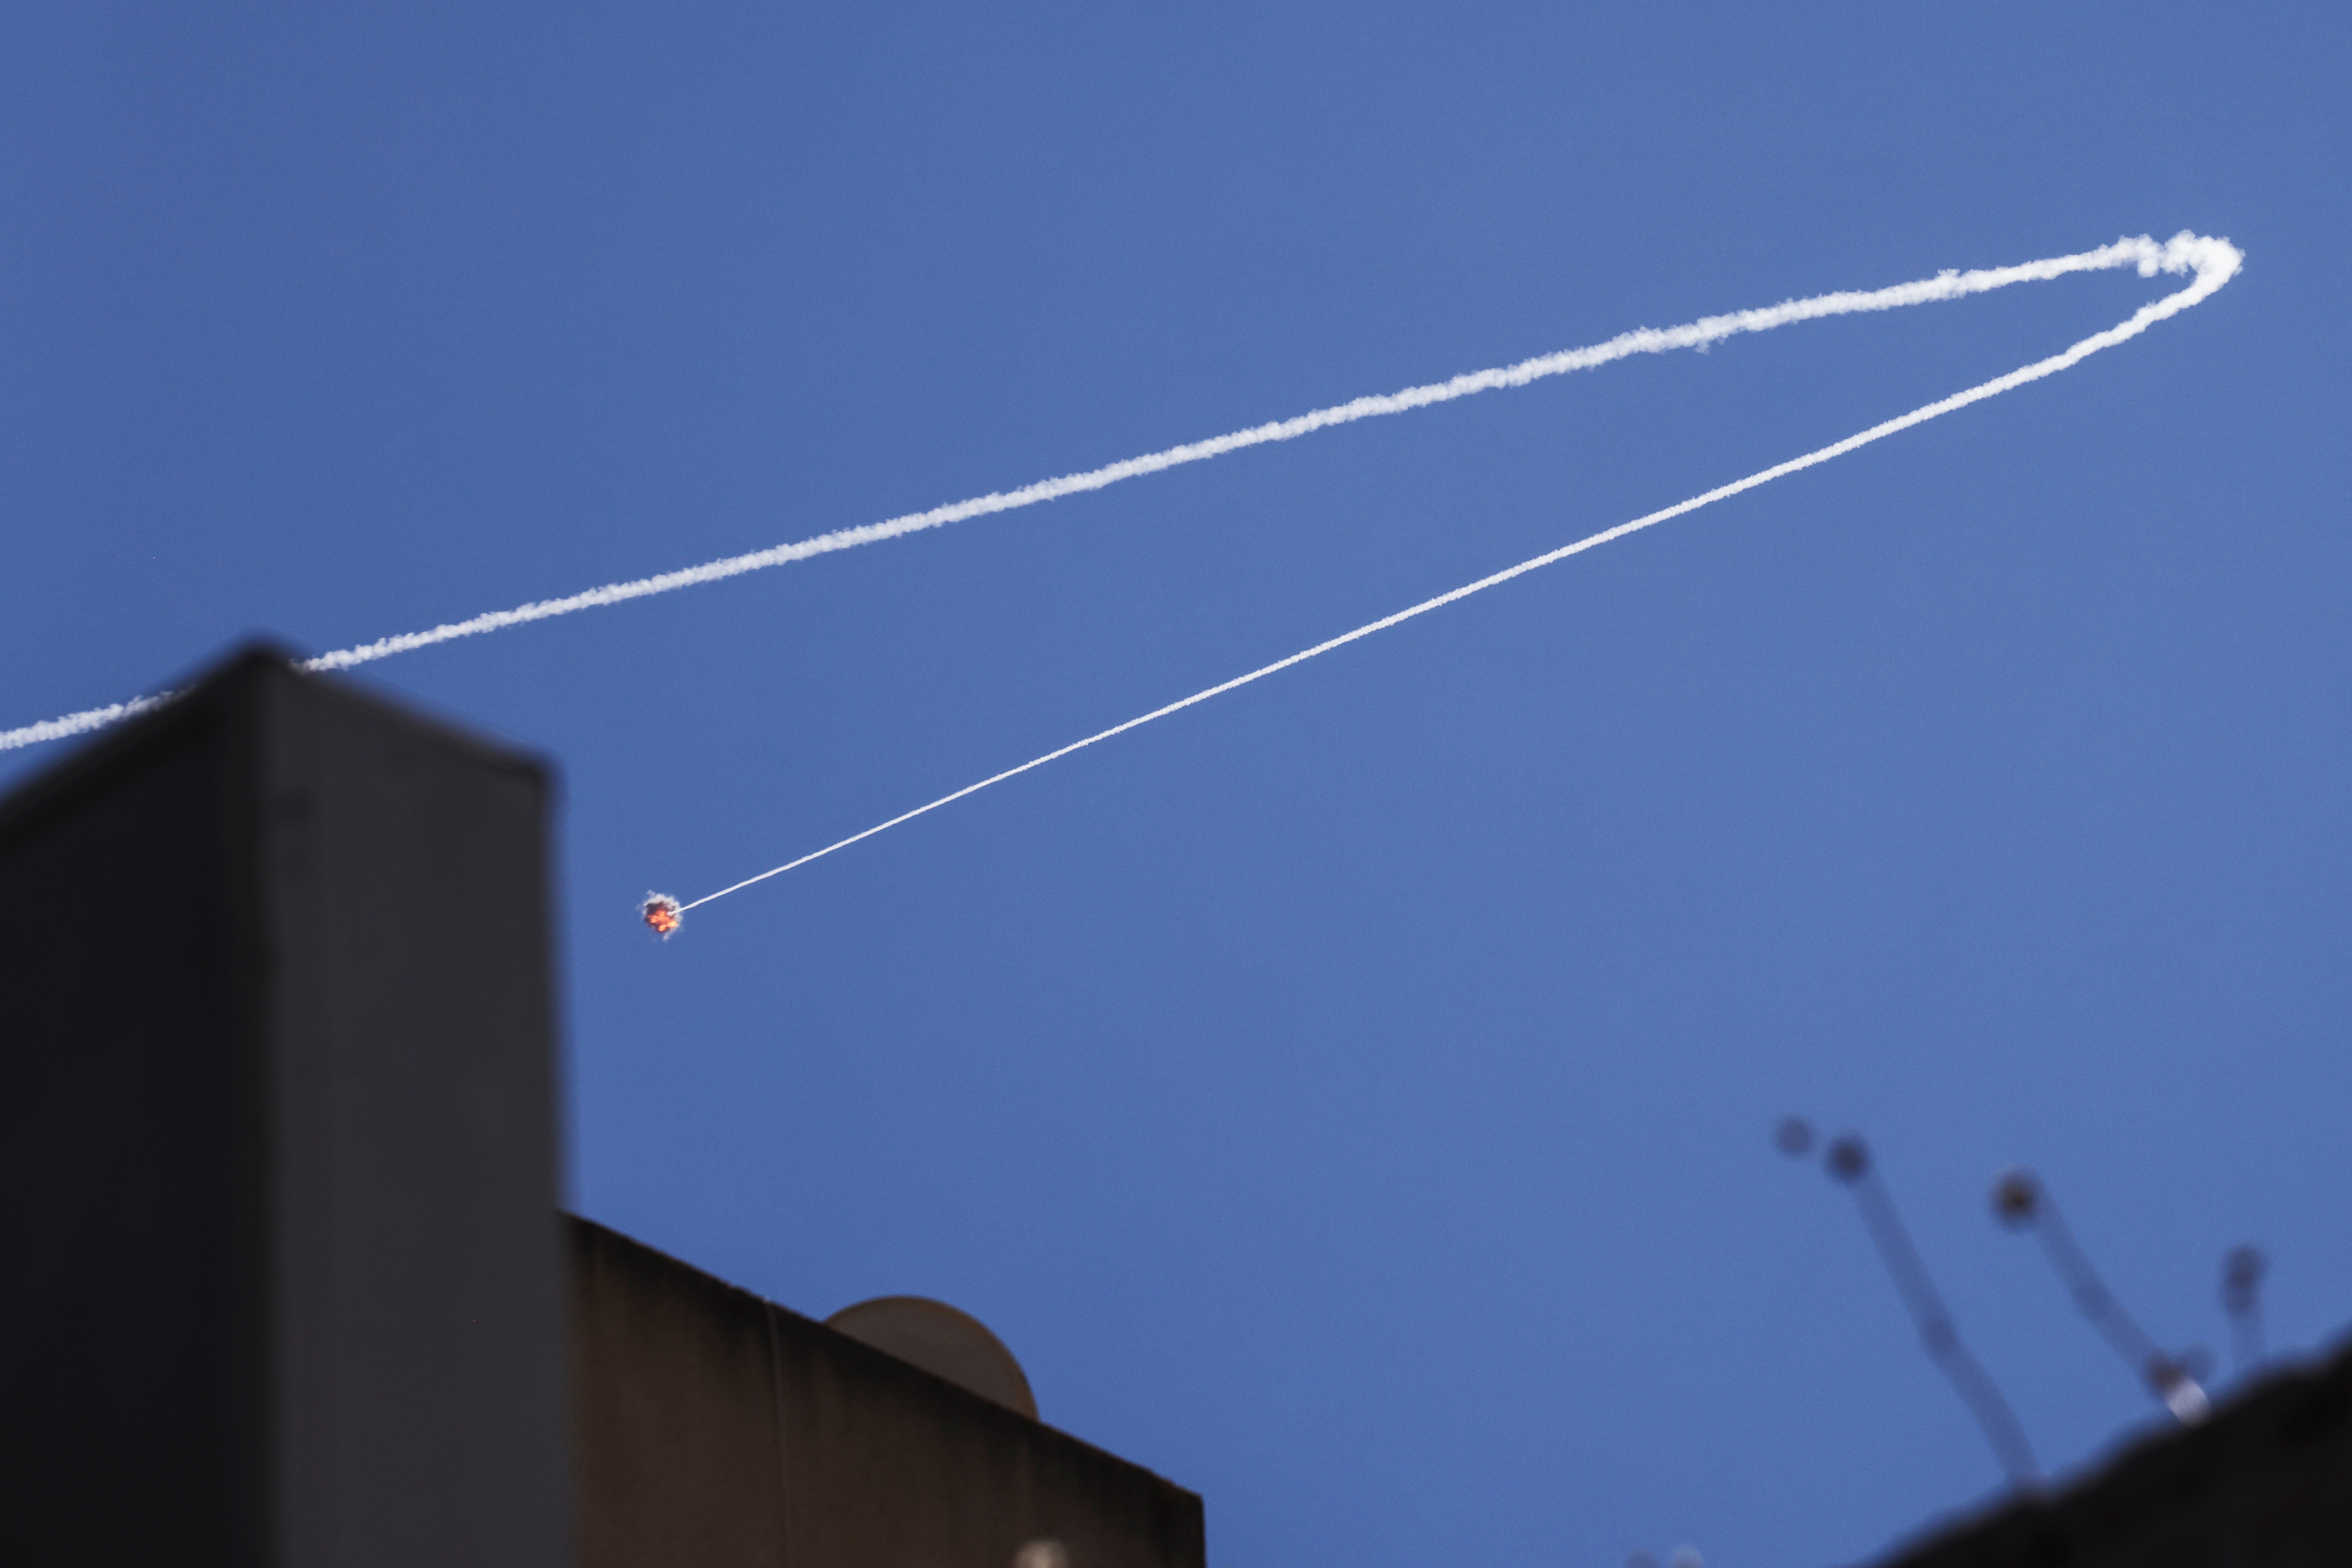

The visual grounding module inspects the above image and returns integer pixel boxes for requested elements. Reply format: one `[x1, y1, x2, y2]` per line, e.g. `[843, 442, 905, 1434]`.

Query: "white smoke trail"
[3, 233, 2224, 757]
[673, 232, 2239, 917]
[0, 693, 175, 753]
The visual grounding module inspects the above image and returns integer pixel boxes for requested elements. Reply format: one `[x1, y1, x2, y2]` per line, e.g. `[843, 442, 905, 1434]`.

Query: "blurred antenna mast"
[1776, 1119, 2039, 1487]
[1990, 1169, 2210, 1424]
[2221, 1244, 2267, 1374]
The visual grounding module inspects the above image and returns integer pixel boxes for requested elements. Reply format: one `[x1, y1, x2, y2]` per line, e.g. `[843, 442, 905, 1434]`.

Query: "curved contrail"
[5, 234, 2224, 756]
[662, 232, 2239, 922]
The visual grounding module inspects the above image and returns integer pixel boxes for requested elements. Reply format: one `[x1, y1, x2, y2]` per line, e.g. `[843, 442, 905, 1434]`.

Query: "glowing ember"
[642, 894, 682, 937]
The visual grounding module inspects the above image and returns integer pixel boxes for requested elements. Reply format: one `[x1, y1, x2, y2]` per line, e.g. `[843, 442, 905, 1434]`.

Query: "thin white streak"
[678, 233, 2240, 912]
[2, 233, 2219, 755]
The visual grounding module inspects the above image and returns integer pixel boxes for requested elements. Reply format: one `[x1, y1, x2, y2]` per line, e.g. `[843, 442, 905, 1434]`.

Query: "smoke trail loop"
[4, 233, 2234, 757]
[671, 232, 2240, 915]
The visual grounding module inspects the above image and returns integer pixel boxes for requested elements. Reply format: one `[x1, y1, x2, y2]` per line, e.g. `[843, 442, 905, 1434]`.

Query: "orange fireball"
[642, 894, 682, 937]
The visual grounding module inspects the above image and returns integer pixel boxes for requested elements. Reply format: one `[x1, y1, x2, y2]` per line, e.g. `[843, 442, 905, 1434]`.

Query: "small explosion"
[642, 893, 682, 938]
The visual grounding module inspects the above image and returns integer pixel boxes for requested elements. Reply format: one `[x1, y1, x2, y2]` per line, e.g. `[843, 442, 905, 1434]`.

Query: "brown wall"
[569, 1216, 1206, 1568]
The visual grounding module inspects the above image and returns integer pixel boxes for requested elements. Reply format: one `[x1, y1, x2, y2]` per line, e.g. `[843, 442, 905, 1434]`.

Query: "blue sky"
[4, 5, 2347, 1564]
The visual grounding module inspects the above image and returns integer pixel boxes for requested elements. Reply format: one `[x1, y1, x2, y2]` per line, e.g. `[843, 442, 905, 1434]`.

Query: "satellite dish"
[825, 1296, 1038, 1420]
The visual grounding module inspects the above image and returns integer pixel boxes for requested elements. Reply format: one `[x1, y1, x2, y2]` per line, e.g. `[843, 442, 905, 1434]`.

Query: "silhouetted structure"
[1866, 1336, 2352, 1568]
[1782, 1121, 2352, 1565]
[0, 647, 1203, 1568]
[11, 645, 2334, 1567]
[570, 1218, 1204, 1568]
[0, 647, 568, 1566]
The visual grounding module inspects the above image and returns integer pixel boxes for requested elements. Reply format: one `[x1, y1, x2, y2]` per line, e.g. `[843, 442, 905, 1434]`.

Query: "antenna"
[1777, 1119, 2039, 1486]
[1989, 1169, 2209, 1424]
[2221, 1244, 2267, 1374]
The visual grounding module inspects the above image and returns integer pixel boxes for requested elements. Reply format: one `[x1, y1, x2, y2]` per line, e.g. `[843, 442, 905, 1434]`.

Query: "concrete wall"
[570, 1216, 1207, 1568]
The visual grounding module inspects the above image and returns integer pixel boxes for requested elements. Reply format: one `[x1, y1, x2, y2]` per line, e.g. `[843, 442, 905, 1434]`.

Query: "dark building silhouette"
[9, 645, 2343, 1567]
[0, 647, 568, 1567]
[0, 648, 1202, 1568]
